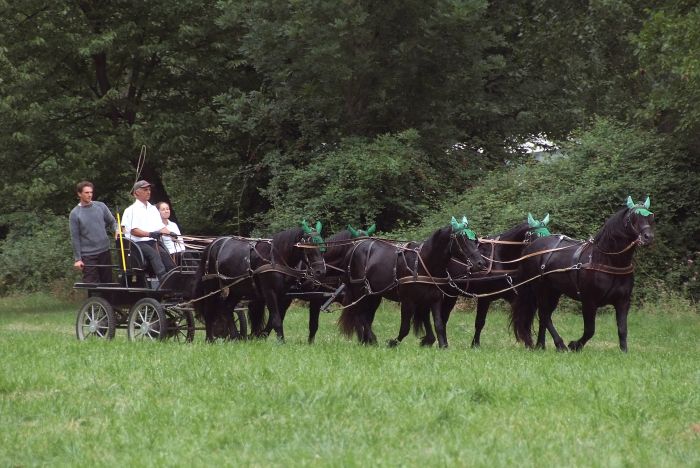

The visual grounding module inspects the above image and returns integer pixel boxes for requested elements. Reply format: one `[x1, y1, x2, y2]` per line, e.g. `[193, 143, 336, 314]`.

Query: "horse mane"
[486, 222, 530, 241]
[324, 229, 353, 262]
[420, 226, 453, 271]
[271, 226, 304, 264]
[593, 207, 630, 247]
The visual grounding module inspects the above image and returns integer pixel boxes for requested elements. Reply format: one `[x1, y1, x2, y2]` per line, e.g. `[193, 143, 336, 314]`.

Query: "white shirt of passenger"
[162, 221, 185, 254]
[121, 200, 164, 243]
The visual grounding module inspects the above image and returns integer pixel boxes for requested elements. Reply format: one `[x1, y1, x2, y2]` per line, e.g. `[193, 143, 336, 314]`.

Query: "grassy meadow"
[0, 293, 698, 467]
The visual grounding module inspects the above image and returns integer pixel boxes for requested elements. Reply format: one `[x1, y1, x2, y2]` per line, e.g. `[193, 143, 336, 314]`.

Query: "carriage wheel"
[127, 298, 167, 341]
[165, 306, 195, 343]
[76, 297, 116, 340]
[233, 308, 248, 340]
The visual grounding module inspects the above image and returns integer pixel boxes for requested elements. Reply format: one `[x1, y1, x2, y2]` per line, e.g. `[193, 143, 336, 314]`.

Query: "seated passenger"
[120, 180, 175, 281]
[157, 201, 186, 262]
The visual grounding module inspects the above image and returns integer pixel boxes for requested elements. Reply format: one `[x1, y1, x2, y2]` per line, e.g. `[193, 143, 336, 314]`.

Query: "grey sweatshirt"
[69, 201, 118, 260]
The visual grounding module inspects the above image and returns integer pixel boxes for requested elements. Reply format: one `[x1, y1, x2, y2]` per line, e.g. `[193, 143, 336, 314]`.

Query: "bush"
[418, 118, 699, 300]
[0, 212, 75, 295]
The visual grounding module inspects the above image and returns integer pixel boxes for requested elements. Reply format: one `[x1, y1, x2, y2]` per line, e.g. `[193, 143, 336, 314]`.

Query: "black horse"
[192, 222, 326, 342]
[338, 217, 486, 347]
[512, 197, 655, 352]
[269, 224, 375, 343]
[397, 214, 554, 348]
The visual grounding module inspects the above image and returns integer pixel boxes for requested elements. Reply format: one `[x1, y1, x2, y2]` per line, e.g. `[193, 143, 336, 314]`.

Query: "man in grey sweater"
[69, 181, 118, 283]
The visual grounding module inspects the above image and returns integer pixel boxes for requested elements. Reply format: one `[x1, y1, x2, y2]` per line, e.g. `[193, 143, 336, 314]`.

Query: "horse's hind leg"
[362, 297, 381, 345]
[535, 292, 560, 350]
[420, 309, 436, 347]
[388, 301, 414, 347]
[248, 299, 266, 338]
[568, 301, 597, 352]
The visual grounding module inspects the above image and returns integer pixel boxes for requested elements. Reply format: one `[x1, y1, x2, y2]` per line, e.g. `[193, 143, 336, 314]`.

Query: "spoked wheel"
[127, 298, 166, 341]
[165, 306, 195, 342]
[233, 307, 248, 340]
[76, 297, 116, 340]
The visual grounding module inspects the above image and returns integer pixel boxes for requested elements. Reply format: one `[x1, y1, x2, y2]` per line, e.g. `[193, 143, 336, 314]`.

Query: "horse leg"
[308, 299, 321, 344]
[248, 299, 267, 338]
[568, 301, 597, 352]
[388, 302, 414, 347]
[420, 308, 436, 347]
[471, 298, 490, 348]
[546, 316, 568, 352]
[431, 299, 449, 349]
[614, 298, 631, 352]
[363, 298, 380, 345]
[535, 292, 560, 350]
[263, 290, 285, 342]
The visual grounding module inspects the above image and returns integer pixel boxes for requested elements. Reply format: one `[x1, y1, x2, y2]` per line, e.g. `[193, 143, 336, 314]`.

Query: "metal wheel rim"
[78, 302, 111, 339]
[129, 303, 163, 341]
[167, 307, 194, 342]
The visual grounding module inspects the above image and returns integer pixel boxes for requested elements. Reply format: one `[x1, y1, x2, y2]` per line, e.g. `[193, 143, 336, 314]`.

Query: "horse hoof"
[534, 342, 546, 351]
[420, 337, 435, 347]
[555, 344, 569, 352]
[568, 341, 582, 352]
[470, 341, 480, 349]
[387, 339, 399, 348]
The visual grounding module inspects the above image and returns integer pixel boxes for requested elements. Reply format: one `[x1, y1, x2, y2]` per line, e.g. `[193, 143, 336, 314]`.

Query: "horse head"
[300, 219, 327, 278]
[450, 216, 486, 271]
[526, 212, 552, 242]
[347, 223, 377, 238]
[625, 196, 655, 246]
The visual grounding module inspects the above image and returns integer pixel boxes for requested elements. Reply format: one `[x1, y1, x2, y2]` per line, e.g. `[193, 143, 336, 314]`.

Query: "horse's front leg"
[262, 289, 285, 342]
[471, 298, 489, 348]
[614, 298, 631, 352]
[568, 301, 597, 352]
[430, 296, 449, 349]
[308, 300, 321, 344]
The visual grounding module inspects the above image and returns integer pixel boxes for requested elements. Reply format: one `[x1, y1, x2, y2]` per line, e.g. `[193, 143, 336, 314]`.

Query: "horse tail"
[338, 305, 359, 338]
[511, 282, 536, 347]
[412, 308, 427, 336]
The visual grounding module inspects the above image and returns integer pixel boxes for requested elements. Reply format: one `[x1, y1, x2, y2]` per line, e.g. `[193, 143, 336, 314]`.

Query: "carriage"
[73, 238, 247, 342]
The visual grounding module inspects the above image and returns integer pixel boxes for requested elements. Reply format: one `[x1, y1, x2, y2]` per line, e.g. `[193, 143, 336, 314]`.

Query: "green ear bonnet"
[450, 216, 477, 240]
[301, 219, 326, 252]
[527, 212, 551, 237]
[625, 196, 653, 217]
[347, 223, 377, 238]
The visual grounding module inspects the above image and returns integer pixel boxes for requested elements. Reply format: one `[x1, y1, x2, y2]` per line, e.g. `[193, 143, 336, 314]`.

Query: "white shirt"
[161, 221, 185, 254]
[121, 200, 164, 242]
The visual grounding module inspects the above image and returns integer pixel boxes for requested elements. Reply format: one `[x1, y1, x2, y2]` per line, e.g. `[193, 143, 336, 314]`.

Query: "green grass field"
[0, 293, 698, 466]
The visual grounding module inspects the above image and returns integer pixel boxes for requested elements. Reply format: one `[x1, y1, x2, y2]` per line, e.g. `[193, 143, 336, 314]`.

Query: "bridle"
[448, 232, 479, 270]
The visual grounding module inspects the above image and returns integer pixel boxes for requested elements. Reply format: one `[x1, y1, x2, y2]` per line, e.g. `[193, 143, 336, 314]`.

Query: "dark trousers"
[138, 241, 175, 281]
[82, 250, 113, 283]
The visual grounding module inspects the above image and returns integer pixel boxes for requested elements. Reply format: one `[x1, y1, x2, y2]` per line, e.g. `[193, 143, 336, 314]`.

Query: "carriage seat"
[114, 238, 157, 288]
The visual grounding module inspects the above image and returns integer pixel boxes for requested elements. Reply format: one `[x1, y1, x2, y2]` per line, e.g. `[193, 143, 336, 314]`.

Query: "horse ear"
[450, 216, 459, 230]
[315, 221, 322, 234]
[366, 224, 376, 236]
[626, 196, 635, 209]
[542, 213, 550, 226]
[461, 216, 469, 227]
[300, 219, 311, 234]
[644, 196, 650, 209]
[527, 213, 536, 227]
[348, 225, 359, 238]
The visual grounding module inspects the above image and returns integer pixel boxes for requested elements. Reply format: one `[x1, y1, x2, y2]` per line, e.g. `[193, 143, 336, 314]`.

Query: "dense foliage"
[0, 1, 697, 298]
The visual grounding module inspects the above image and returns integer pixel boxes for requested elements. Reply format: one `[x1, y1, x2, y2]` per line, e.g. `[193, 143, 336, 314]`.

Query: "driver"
[120, 180, 175, 282]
